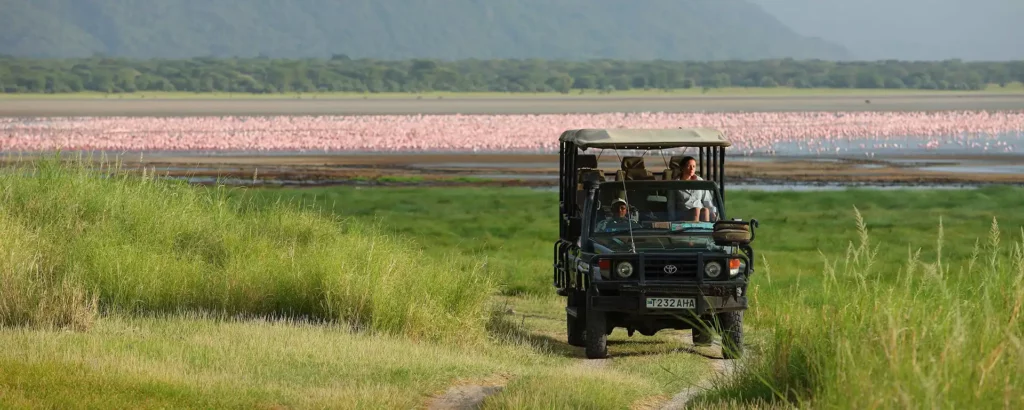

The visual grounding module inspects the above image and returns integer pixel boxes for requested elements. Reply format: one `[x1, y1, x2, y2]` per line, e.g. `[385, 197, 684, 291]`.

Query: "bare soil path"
[658, 345, 738, 410]
[9, 151, 1024, 186]
[424, 375, 511, 410]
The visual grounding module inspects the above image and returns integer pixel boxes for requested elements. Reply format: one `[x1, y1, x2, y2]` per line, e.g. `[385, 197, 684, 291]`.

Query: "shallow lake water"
[767, 132, 1024, 157]
[915, 164, 1024, 175]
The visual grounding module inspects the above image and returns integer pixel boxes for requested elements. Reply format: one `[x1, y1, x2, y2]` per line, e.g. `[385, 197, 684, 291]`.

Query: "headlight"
[704, 261, 723, 278]
[616, 261, 634, 278]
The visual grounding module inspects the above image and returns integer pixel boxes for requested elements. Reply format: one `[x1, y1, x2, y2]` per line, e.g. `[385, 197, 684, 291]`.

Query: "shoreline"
[3, 94, 1024, 116]
[6, 151, 1024, 188]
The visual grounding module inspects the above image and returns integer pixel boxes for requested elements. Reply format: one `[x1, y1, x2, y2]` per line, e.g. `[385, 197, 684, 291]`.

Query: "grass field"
[238, 183, 1024, 408]
[2, 158, 1023, 408]
[240, 185, 1024, 297]
[1, 83, 1022, 100]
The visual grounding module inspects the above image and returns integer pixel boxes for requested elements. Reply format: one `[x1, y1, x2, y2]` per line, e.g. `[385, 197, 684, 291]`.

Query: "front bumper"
[589, 280, 748, 316]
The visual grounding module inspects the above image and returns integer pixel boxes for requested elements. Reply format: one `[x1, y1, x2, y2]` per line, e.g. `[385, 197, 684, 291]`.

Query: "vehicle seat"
[576, 154, 605, 185]
[644, 191, 669, 220]
[576, 154, 606, 195]
[575, 154, 605, 211]
[616, 156, 655, 181]
[666, 155, 686, 180]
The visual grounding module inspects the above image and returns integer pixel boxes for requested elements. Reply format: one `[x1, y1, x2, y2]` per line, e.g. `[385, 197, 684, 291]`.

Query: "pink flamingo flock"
[2, 111, 1023, 156]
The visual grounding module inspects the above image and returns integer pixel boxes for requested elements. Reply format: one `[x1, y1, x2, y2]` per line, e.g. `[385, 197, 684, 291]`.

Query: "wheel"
[718, 311, 744, 359]
[585, 309, 608, 359]
[691, 324, 713, 346]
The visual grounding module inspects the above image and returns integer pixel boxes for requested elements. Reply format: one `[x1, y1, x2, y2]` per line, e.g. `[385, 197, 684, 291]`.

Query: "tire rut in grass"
[576, 357, 609, 370]
[656, 333, 739, 410]
[424, 374, 510, 410]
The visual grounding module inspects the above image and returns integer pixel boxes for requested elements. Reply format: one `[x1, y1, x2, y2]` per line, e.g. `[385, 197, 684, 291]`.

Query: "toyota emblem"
[663, 265, 678, 274]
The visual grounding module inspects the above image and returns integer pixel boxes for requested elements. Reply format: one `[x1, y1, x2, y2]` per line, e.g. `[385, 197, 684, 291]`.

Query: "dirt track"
[2, 93, 1024, 117]
[8, 151, 1024, 186]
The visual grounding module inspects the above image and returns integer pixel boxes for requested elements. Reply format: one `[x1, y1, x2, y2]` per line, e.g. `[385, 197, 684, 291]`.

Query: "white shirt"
[674, 176, 717, 214]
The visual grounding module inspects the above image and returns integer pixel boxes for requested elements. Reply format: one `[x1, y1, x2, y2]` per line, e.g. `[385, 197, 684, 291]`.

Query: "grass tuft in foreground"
[0, 212, 99, 331]
[0, 157, 495, 342]
[699, 208, 1024, 408]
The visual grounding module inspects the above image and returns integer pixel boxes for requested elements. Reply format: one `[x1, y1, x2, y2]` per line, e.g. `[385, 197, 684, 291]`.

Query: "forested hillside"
[0, 0, 850, 60]
[3, 57, 1022, 94]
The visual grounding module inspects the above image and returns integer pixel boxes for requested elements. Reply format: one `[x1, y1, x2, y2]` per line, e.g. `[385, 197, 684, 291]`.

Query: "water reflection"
[919, 164, 1024, 175]
[768, 132, 1024, 157]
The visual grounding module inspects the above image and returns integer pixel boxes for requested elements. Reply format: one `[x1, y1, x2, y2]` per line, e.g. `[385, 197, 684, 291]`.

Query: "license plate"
[646, 297, 696, 309]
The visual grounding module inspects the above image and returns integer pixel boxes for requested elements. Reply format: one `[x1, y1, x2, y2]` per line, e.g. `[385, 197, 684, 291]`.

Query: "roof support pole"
[718, 146, 726, 200]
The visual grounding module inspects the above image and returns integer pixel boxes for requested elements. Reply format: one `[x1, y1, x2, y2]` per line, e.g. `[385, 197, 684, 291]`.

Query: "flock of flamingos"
[2, 111, 1024, 156]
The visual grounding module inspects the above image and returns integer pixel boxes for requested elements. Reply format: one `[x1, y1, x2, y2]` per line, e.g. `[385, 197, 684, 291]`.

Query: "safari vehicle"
[552, 128, 759, 359]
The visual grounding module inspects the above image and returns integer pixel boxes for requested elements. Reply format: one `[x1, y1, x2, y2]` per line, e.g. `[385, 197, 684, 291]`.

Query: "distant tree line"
[2, 56, 1023, 94]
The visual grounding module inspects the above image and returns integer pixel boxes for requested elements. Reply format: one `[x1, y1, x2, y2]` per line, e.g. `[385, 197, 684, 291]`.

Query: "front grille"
[644, 257, 698, 279]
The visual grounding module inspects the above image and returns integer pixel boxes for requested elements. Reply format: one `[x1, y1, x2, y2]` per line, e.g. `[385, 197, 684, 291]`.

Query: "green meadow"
[2, 158, 1023, 408]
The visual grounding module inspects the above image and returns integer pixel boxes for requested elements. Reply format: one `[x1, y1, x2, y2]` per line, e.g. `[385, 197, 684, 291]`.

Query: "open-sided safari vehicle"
[553, 128, 759, 359]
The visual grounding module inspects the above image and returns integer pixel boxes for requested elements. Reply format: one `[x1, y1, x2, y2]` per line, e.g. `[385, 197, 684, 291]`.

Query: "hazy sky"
[750, 0, 1024, 61]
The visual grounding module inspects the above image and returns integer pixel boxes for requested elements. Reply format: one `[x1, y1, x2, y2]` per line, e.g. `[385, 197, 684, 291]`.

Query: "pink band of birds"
[1, 111, 1023, 155]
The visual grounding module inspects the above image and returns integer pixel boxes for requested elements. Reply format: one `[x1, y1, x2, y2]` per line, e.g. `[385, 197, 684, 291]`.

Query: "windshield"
[590, 184, 721, 235]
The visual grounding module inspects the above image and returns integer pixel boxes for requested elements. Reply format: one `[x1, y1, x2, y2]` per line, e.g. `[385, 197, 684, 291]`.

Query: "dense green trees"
[2, 57, 1022, 94]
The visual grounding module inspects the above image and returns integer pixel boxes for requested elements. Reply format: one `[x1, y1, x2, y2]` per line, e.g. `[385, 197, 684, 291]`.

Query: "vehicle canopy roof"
[559, 128, 731, 150]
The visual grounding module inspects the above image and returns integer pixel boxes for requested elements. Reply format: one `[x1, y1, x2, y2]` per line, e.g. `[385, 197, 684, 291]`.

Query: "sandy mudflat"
[8, 151, 1024, 186]
[2, 94, 1024, 117]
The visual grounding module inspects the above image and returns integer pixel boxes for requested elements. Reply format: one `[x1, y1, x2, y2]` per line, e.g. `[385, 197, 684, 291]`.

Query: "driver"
[595, 198, 640, 232]
[674, 156, 717, 221]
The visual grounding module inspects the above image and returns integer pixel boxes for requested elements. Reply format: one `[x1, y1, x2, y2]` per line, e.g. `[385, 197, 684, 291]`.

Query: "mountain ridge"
[0, 0, 852, 61]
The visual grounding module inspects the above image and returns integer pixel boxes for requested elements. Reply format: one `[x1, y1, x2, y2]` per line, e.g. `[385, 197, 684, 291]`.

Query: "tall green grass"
[251, 185, 1024, 407]
[0, 158, 495, 342]
[243, 185, 1024, 298]
[0, 212, 98, 331]
[241, 186, 557, 296]
[700, 209, 1024, 408]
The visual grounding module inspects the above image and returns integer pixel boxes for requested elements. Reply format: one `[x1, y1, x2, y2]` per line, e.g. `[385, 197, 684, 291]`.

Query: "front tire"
[585, 309, 608, 359]
[718, 311, 744, 359]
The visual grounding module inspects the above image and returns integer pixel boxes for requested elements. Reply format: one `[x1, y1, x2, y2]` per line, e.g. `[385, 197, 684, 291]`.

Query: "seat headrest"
[576, 154, 598, 169]
[579, 169, 603, 184]
[621, 156, 645, 170]
[669, 156, 686, 169]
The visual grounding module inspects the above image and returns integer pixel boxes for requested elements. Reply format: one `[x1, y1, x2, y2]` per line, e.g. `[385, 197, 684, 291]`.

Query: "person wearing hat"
[595, 197, 640, 232]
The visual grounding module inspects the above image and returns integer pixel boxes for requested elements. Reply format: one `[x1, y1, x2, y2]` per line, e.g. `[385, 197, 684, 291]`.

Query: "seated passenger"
[673, 156, 717, 221]
[595, 198, 641, 232]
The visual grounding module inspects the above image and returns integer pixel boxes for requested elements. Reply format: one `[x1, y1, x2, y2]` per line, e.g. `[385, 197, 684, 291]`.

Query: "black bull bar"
[587, 251, 751, 315]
